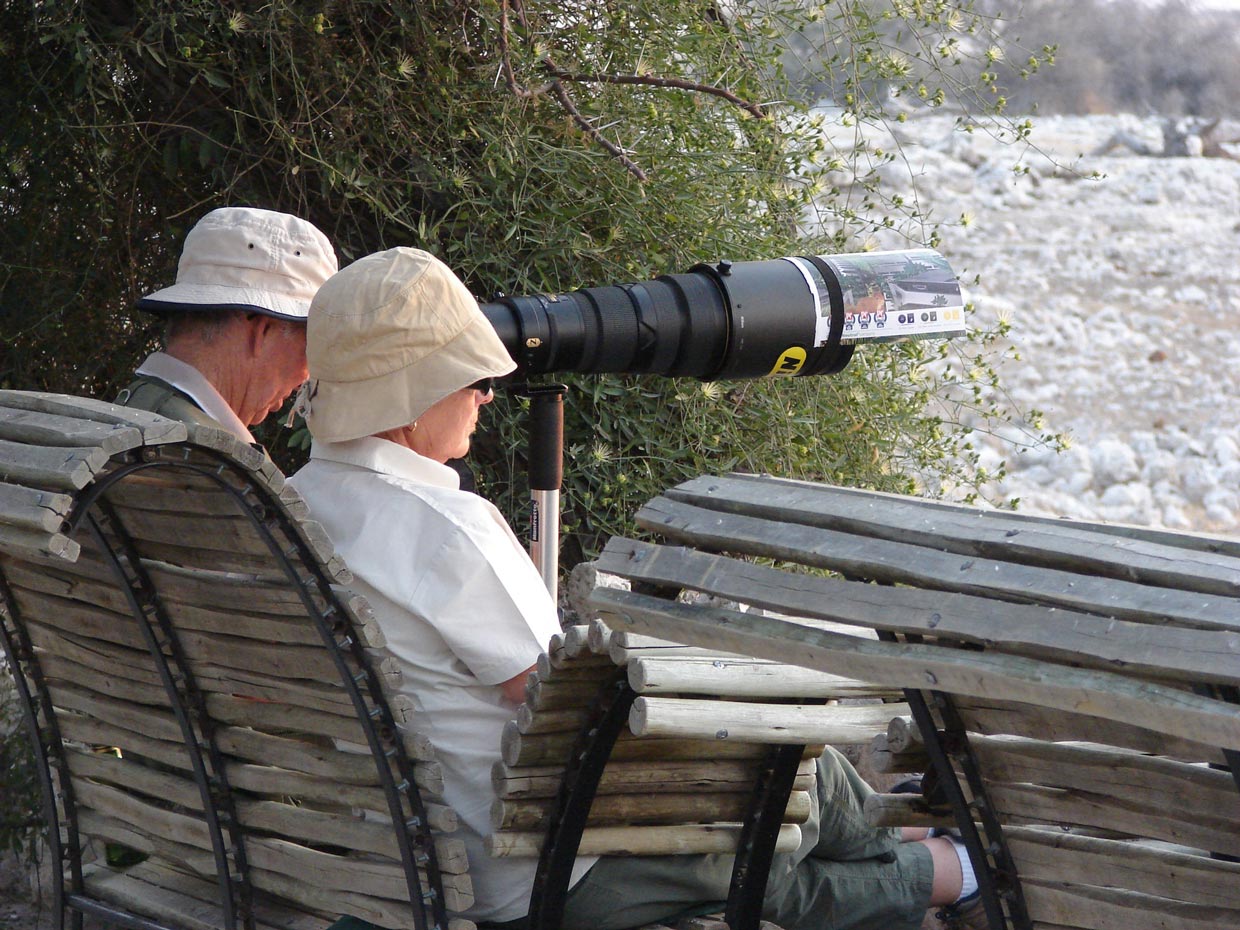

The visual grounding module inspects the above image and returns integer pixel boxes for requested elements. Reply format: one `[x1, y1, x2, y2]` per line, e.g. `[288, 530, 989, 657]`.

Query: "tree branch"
[499, 0, 648, 180]
[543, 64, 767, 119]
[549, 82, 648, 181]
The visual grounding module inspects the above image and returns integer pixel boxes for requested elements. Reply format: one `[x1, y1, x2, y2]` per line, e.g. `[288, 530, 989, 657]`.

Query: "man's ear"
[244, 313, 275, 358]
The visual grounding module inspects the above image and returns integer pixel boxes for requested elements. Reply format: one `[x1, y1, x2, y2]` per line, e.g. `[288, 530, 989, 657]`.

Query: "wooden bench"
[0, 393, 900, 930]
[588, 472, 1240, 930]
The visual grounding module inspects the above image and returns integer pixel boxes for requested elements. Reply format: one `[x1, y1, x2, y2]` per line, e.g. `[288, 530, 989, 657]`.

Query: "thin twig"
[544, 64, 767, 119]
[500, 0, 646, 180]
[550, 82, 648, 181]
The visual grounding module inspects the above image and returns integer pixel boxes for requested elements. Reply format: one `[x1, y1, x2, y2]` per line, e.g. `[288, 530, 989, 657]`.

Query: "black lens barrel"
[479, 255, 863, 381]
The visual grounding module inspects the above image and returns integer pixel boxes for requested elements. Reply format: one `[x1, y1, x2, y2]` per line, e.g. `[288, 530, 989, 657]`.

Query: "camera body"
[481, 249, 964, 381]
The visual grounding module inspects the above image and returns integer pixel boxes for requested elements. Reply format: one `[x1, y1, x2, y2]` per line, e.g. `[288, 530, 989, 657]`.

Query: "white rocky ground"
[834, 112, 1240, 534]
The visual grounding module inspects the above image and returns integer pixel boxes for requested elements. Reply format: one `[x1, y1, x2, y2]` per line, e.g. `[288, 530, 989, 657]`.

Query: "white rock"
[1141, 450, 1179, 485]
[1180, 458, 1219, 504]
[1203, 487, 1240, 513]
[1174, 284, 1209, 304]
[1100, 482, 1153, 511]
[1211, 434, 1240, 466]
[1160, 503, 1194, 529]
[1205, 502, 1236, 526]
[1091, 439, 1140, 487]
[1217, 461, 1240, 487]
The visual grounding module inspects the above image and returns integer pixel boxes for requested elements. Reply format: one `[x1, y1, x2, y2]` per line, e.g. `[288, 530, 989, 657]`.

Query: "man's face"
[240, 316, 308, 426]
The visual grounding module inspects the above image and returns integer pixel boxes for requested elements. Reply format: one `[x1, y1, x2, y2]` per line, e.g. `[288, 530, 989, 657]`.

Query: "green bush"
[1, 0, 1061, 854]
[2, 1, 1050, 560]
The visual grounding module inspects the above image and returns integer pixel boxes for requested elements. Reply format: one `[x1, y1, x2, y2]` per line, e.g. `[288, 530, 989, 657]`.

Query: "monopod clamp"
[519, 383, 567, 601]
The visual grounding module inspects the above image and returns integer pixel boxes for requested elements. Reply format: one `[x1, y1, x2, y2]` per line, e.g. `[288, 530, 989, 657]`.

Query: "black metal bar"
[0, 565, 80, 930]
[528, 671, 636, 930]
[876, 631, 1028, 930]
[723, 743, 805, 930]
[82, 504, 253, 930]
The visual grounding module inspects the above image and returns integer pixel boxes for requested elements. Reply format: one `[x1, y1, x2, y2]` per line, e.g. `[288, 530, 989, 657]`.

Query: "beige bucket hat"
[138, 207, 338, 321]
[302, 247, 516, 443]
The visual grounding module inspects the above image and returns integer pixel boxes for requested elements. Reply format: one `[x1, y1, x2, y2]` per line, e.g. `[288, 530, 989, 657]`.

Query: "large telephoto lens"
[480, 249, 963, 381]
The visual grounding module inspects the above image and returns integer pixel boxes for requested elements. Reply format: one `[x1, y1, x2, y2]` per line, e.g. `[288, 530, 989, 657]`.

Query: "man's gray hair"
[163, 310, 243, 347]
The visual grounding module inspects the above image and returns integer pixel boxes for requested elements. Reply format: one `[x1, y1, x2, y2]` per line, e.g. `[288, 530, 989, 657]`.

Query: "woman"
[291, 247, 980, 930]
[289, 247, 591, 924]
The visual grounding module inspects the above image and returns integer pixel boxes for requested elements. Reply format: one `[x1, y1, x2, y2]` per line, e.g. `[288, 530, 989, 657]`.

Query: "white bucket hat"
[137, 207, 338, 321]
[302, 247, 516, 443]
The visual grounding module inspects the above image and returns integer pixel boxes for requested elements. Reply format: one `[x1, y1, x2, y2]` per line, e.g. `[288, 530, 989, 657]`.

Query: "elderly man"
[290, 247, 984, 930]
[116, 206, 338, 442]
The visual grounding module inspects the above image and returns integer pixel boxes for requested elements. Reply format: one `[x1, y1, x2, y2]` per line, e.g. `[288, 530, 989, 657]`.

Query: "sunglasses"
[469, 378, 495, 395]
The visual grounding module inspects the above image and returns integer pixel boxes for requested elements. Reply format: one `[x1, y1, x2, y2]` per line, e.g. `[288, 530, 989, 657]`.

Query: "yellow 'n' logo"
[770, 347, 807, 376]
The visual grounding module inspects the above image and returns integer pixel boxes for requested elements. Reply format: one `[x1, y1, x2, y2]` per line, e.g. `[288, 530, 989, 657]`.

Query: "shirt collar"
[135, 351, 256, 443]
[308, 436, 462, 490]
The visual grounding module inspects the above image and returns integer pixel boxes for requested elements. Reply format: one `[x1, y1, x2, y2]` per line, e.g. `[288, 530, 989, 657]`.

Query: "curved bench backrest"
[0, 391, 465, 930]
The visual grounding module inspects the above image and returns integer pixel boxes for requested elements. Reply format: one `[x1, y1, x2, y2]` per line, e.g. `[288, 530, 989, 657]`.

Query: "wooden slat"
[689, 476, 1240, 558]
[142, 559, 304, 610]
[1006, 827, 1240, 907]
[500, 721, 814, 767]
[102, 469, 252, 516]
[591, 587, 1240, 750]
[629, 696, 904, 746]
[69, 747, 456, 833]
[598, 540, 1240, 683]
[629, 655, 896, 699]
[886, 715, 923, 753]
[0, 482, 72, 533]
[988, 781, 1240, 859]
[41, 652, 169, 707]
[3, 558, 137, 615]
[176, 422, 272, 478]
[493, 758, 817, 800]
[83, 863, 318, 930]
[973, 736, 1239, 825]
[51, 685, 182, 743]
[25, 623, 164, 689]
[486, 823, 803, 858]
[1020, 877, 1240, 930]
[514, 705, 587, 735]
[524, 676, 612, 710]
[73, 779, 414, 898]
[57, 715, 188, 772]
[56, 703, 443, 802]
[7, 557, 381, 648]
[0, 437, 108, 491]
[0, 524, 78, 561]
[0, 390, 188, 444]
[16, 586, 147, 650]
[77, 809, 471, 923]
[630, 498, 1240, 624]
[492, 789, 815, 831]
[666, 473, 1240, 593]
[0, 404, 143, 454]
[955, 696, 1226, 766]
